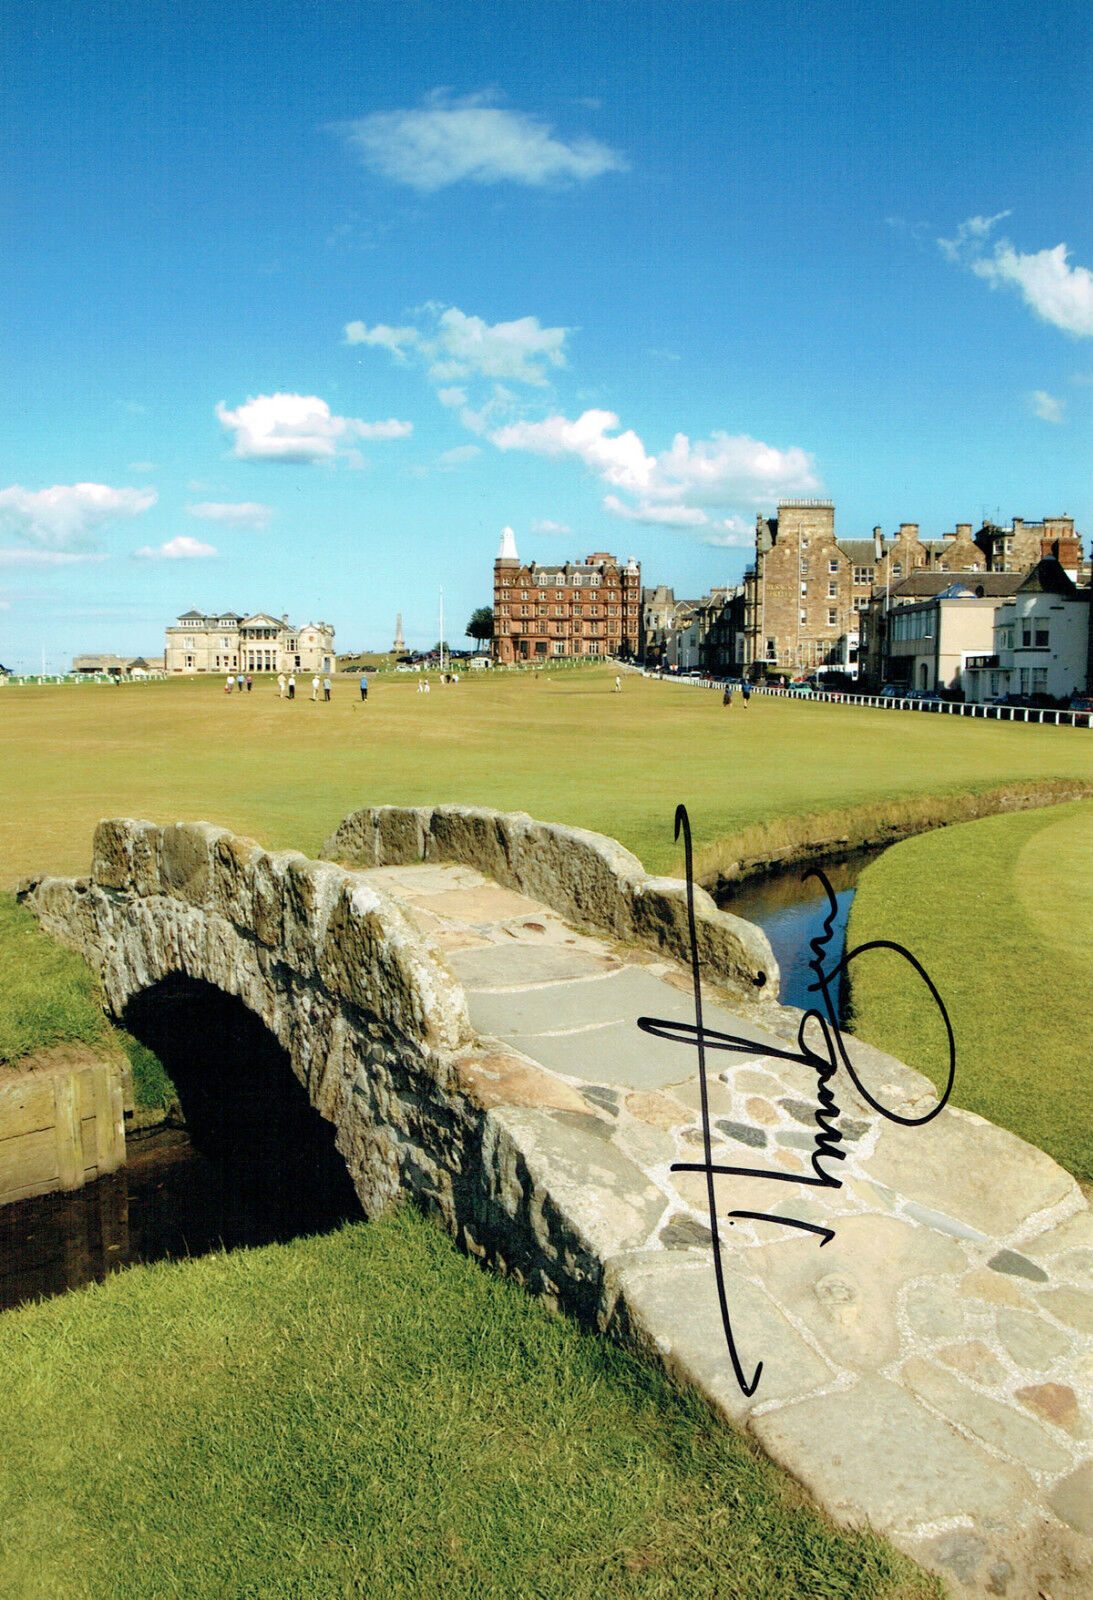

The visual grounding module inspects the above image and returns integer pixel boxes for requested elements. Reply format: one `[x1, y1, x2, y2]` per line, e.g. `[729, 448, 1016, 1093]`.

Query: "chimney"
[873, 526, 883, 560]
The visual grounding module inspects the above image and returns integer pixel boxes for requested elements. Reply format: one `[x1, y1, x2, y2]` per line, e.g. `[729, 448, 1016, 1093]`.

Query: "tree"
[466, 606, 494, 653]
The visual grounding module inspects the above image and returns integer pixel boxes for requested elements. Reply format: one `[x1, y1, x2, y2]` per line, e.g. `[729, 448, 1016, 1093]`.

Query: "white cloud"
[338, 94, 627, 191]
[697, 517, 754, 547]
[937, 211, 1011, 262]
[974, 242, 1093, 337]
[531, 518, 573, 537]
[0, 549, 110, 567]
[0, 483, 156, 549]
[216, 393, 412, 462]
[436, 386, 467, 409]
[187, 501, 273, 529]
[491, 409, 654, 493]
[1028, 390, 1065, 424]
[346, 305, 570, 388]
[490, 409, 820, 513]
[603, 495, 708, 527]
[940, 215, 1093, 337]
[344, 321, 420, 358]
[437, 445, 481, 468]
[134, 536, 218, 561]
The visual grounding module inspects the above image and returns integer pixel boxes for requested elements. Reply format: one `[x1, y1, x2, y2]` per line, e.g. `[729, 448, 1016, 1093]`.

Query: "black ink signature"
[637, 805, 955, 1396]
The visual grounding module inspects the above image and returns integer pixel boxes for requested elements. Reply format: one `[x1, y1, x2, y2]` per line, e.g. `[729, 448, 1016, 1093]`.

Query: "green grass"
[0, 1205, 940, 1600]
[0, 892, 111, 1066]
[1, 669, 1090, 886]
[846, 799, 1093, 1183]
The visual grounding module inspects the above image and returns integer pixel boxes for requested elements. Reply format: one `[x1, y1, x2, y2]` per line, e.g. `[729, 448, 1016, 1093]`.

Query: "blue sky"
[2, 0, 1090, 669]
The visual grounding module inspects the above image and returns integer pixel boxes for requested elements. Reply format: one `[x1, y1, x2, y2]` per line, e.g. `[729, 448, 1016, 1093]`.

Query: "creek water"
[715, 847, 887, 1014]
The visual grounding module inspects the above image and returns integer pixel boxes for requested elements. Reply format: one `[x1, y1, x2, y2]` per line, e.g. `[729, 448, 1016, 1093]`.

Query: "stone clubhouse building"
[164, 610, 336, 676]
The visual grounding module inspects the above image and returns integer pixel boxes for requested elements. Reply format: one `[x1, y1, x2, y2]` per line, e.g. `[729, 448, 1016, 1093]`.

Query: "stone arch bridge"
[21, 805, 1093, 1600]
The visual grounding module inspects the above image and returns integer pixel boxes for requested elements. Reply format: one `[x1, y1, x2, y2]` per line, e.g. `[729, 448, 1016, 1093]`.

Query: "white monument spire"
[497, 525, 518, 562]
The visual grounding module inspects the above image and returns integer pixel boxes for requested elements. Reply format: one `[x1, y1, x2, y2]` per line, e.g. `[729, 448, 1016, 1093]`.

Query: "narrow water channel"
[716, 848, 887, 1014]
[0, 975, 368, 1314]
[0, 1125, 365, 1315]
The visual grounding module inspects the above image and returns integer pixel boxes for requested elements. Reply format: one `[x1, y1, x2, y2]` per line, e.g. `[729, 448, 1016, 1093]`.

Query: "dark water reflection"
[0, 1124, 365, 1315]
[0, 974, 366, 1315]
[717, 850, 886, 1014]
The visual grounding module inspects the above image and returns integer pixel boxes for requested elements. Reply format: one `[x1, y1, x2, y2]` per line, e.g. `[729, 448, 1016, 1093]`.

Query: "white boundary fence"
[642, 671, 1093, 729]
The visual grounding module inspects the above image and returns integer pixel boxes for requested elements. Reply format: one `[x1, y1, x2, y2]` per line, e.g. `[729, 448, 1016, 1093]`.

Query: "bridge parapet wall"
[322, 804, 777, 1005]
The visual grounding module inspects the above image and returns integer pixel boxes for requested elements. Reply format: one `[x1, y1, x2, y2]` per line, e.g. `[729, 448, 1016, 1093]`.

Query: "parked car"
[879, 685, 904, 698]
[1067, 694, 1093, 725]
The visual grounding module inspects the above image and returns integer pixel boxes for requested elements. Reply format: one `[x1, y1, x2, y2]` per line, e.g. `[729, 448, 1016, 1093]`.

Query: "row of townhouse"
[862, 559, 1092, 701]
[742, 500, 1084, 679]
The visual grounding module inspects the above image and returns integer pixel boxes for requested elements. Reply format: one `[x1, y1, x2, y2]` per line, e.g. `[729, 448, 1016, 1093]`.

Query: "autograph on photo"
[637, 805, 956, 1397]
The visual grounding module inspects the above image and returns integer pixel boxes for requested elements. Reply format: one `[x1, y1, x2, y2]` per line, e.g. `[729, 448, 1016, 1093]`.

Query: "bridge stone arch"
[24, 818, 478, 1227]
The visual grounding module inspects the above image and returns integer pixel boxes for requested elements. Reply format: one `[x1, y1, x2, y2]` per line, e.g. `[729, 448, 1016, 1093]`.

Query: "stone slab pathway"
[365, 861, 1093, 1600]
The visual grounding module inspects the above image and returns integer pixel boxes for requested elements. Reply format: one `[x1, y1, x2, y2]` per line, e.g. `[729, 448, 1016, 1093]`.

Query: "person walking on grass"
[614, 675, 621, 693]
[277, 672, 286, 699]
[723, 683, 733, 707]
[742, 681, 752, 708]
[359, 673, 368, 703]
[287, 673, 295, 700]
[323, 673, 331, 702]
[246, 674, 252, 693]
[225, 673, 233, 694]
[311, 674, 320, 702]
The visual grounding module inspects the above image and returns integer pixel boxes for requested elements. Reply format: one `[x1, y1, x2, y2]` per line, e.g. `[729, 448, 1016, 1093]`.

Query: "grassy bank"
[0, 891, 111, 1066]
[846, 799, 1093, 1183]
[2, 670, 1092, 885]
[0, 1205, 940, 1600]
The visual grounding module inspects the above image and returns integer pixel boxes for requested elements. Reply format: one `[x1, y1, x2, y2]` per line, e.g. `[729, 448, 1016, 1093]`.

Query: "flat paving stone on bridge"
[363, 859, 1093, 1599]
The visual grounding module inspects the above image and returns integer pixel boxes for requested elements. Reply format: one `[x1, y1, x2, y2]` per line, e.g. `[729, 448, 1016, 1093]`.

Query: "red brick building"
[491, 528, 641, 663]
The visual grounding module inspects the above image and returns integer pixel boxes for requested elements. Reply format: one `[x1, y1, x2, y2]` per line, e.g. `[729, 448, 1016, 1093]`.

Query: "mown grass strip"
[846, 799, 1093, 1183]
[2, 669, 1092, 886]
[0, 1206, 941, 1600]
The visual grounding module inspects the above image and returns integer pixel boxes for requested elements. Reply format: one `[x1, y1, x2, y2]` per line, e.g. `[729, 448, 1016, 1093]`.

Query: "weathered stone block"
[375, 805, 432, 865]
[426, 806, 513, 884]
[157, 822, 226, 908]
[864, 1104, 1078, 1238]
[603, 1256, 835, 1422]
[91, 817, 160, 892]
[210, 833, 265, 928]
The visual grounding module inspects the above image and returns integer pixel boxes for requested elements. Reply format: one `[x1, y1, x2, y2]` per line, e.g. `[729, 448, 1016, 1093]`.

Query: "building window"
[800, 582, 808, 596]
[892, 564, 902, 577]
[827, 610, 837, 626]
[536, 573, 548, 585]
[1034, 624, 1049, 647]
[853, 567, 870, 585]
[799, 609, 807, 625]
[828, 583, 837, 598]
[829, 560, 838, 574]
[572, 573, 582, 586]
[766, 638, 776, 659]
[589, 573, 601, 586]
[1022, 624, 1032, 647]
